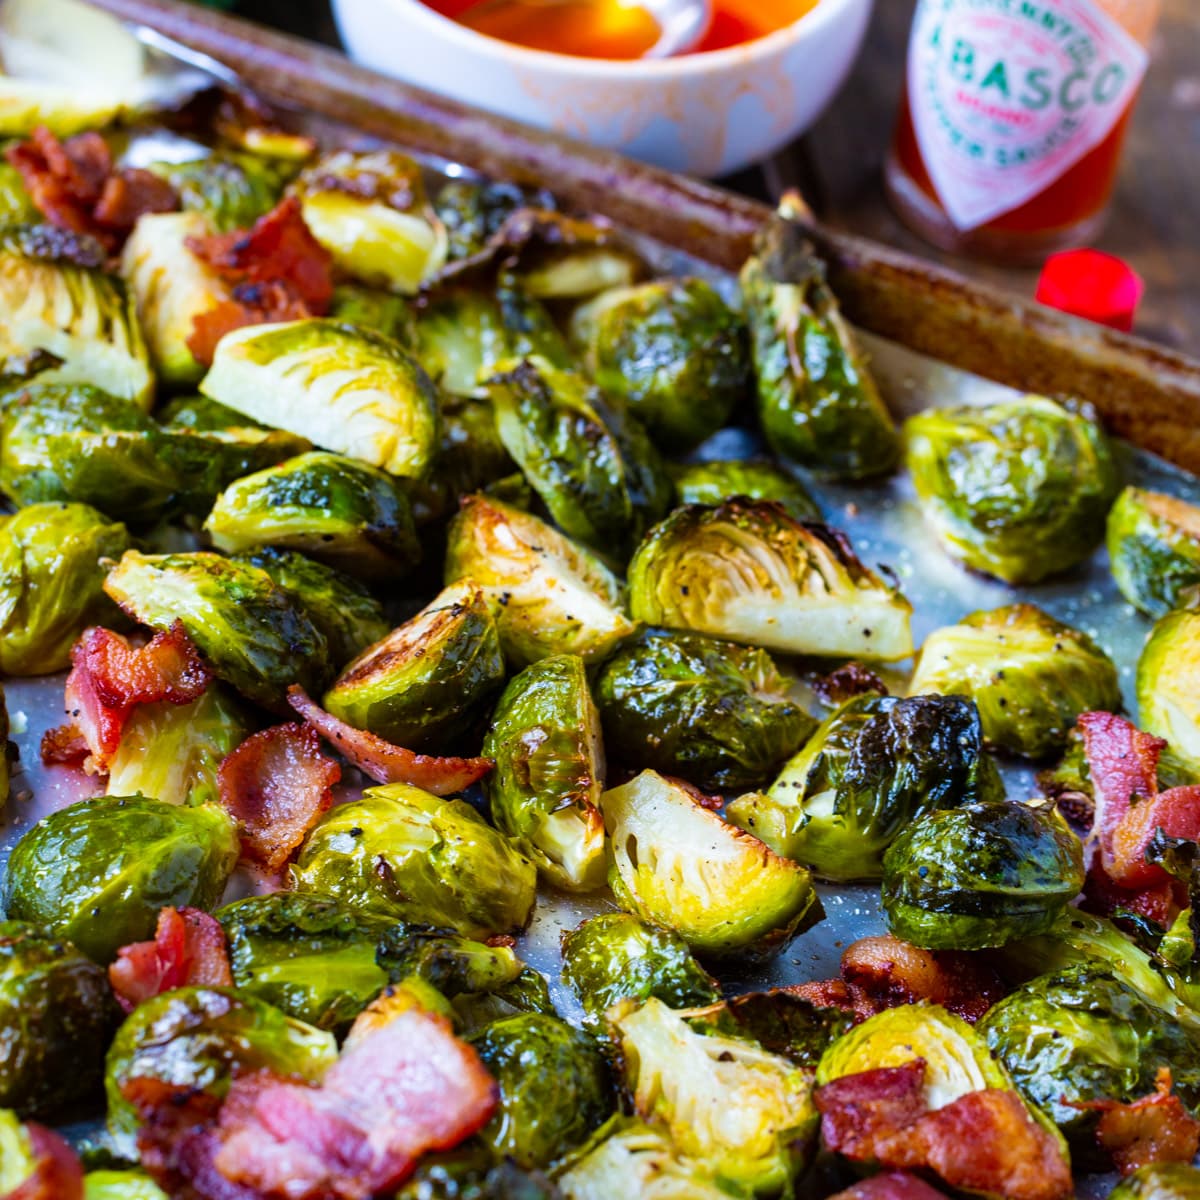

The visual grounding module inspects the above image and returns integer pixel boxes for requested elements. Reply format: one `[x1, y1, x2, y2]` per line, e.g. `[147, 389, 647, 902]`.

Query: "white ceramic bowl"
[332, 0, 874, 178]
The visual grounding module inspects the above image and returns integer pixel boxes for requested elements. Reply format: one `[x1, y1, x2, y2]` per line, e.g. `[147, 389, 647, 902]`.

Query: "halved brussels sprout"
[483, 654, 606, 891]
[103, 549, 333, 710]
[488, 356, 674, 559]
[727, 693, 1003, 882]
[328, 283, 416, 345]
[291, 783, 538, 940]
[910, 604, 1121, 760]
[296, 149, 447, 293]
[881, 800, 1085, 950]
[324, 580, 505, 749]
[601, 770, 821, 957]
[905, 395, 1118, 583]
[1108, 487, 1200, 618]
[2, 795, 239, 963]
[376, 922, 526, 1003]
[148, 151, 291, 232]
[83, 1170, 170, 1200]
[0, 500, 130, 675]
[470, 1013, 612, 1168]
[615, 997, 816, 1195]
[1109, 1164, 1200, 1200]
[595, 628, 816, 793]
[0, 920, 120, 1117]
[1137, 607, 1200, 775]
[445, 495, 635, 667]
[560, 913, 719, 1025]
[571, 278, 751, 452]
[670, 458, 821, 523]
[200, 319, 440, 479]
[628, 501, 913, 663]
[740, 209, 897, 480]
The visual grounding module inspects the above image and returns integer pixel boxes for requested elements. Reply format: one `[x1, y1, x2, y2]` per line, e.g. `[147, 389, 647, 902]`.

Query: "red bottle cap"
[1035, 249, 1144, 333]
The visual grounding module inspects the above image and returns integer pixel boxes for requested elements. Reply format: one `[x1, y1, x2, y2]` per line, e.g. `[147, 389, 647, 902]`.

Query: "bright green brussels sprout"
[560, 913, 719, 1025]
[601, 770, 821, 957]
[628, 501, 914, 663]
[905, 395, 1118, 583]
[435, 179, 552, 261]
[740, 210, 897, 480]
[910, 604, 1121, 760]
[0, 163, 37, 226]
[595, 628, 815, 793]
[148, 152, 290, 232]
[727, 693, 1003, 882]
[482, 654, 606, 891]
[1107, 487, 1200, 618]
[291, 783, 538, 940]
[200, 318, 441, 479]
[104, 986, 336, 1154]
[0, 227, 153, 408]
[670, 458, 821, 523]
[571, 278, 751, 452]
[881, 800, 1085, 950]
[104, 685, 251, 807]
[204, 450, 420, 579]
[83, 1170, 170, 1200]
[103, 549, 333, 710]
[3, 795, 239, 963]
[0, 500, 130, 675]
[328, 283, 417, 344]
[1137, 607, 1200, 775]
[324, 580, 505, 750]
[470, 1013, 612, 1169]
[614, 997, 816, 1195]
[1108, 1164, 1200, 1200]
[0, 920, 120, 1117]
[445, 494, 635, 667]
[488, 356, 674, 559]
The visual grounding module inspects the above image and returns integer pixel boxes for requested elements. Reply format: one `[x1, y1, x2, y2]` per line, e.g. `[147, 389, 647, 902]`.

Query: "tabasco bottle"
[885, 0, 1162, 263]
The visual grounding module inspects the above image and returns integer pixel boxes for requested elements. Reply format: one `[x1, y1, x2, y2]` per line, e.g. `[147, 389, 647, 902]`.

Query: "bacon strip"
[1081, 859, 1187, 930]
[109, 907, 233, 1014]
[287, 686, 493, 796]
[3, 1123, 85, 1200]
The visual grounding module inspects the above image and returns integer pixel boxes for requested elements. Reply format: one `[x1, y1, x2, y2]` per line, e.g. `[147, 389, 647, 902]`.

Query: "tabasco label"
[908, 0, 1149, 230]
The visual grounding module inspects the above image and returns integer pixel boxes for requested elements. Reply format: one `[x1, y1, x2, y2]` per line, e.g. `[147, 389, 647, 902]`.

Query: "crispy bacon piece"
[217, 724, 341, 871]
[287, 686, 493, 796]
[1081, 859, 1186, 930]
[109, 907, 233, 1014]
[93, 168, 180, 232]
[185, 283, 311, 367]
[2, 1123, 85, 1200]
[827, 1173, 951, 1200]
[815, 1061, 929, 1159]
[1077, 1069, 1200, 1176]
[786, 978, 887, 1023]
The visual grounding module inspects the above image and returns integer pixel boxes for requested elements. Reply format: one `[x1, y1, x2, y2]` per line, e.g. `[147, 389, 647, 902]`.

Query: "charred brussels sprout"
[910, 604, 1121, 759]
[328, 283, 416, 344]
[0, 920, 120, 1117]
[1109, 1164, 1200, 1200]
[103, 550, 333, 710]
[435, 179, 552, 261]
[601, 771, 821, 957]
[560, 913, 719, 1025]
[291, 783, 538, 940]
[471, 1014, 612, 1168]
[1108, 487, 1200, 618]
[880, 800, 1085, 950]
[571, 278, 751, 452]
[595, 628, 815, 793]
[3, 795, 239, 963]
[483, 654, 606, 891]
[740, 208, 897, 480]
[727, 693, 1003, 882]
[905, 395, 1118, 583]
[629, 501, 913, 662]
[200, 319, 440, 479]
[445, 495, 635, 666]
[376, 923, 525, 1001]
[0, 501, 130, 675]
[670, 458, 821, 523]
[324, 580, 505, 750]
[399, 1149, 563, 1200]
[148, 152, 290, 232]
[1137, 608, 1200, 775]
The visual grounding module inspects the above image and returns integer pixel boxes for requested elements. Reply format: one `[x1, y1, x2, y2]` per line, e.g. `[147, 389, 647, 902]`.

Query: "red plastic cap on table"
[1035, 248, 1144, 333]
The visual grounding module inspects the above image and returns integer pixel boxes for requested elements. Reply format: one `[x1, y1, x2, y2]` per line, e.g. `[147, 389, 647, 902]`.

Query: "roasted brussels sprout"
[291, 783, 538, 940]
[158, 392, 267, 432]
[1107, 487, 1200, 617]
[83, 1170, 170, 1200]
[435, 179, 553, 261]
[910, 604, 1121, 760]
[1137, 607, 1200, 774]
[0, 685, 8, 808]
[628, 501, 913, 662]
[200, 319, 441, 479]
[445, 495, 635, 667]
[0, 500, 130, 675]
[470, 1013, 612, 1168]
[740, 208, 897, 480]
[104, 549, 333, 710]
[451, 966, 557, 1036]
[3, 795, 239, 963]
[0, 920, 120, 1117]
[324, 580, 505, 750]
[0, 163, 37, 226]
[595, 628, 815, 793]
[670, 458, 821, 523]
[601, 770, 821, 957]
[376, 923, 526, 1002]
[398, 1147, 563, 1200]
[560, 913, 719, 1025]
[148, 151, 290, 232]
[905, 395, 1118, 583]
[483, 654, 606, 891]
[724, 990, 855, 1070]
[1108, 1164, 1200, 1200]
[727, 693, 1003, 881]
[571, 278, 751, 452]
[881, 800, 1085, 950]
[205, 450, 420, 579]
[328, 283, 416, 344]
